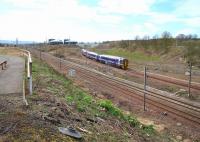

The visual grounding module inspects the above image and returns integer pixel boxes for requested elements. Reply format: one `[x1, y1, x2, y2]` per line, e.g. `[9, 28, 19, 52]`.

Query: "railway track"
[30, 49, 200, 127]
[55, 54, 200, 92]
[127, 69, 200, 92]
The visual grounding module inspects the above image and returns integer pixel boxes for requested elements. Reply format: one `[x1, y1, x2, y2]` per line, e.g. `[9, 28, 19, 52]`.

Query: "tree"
[152, 34, 159, 50]
[192, 34, 198, 39]
[119, 40, 129, 49]
[161, 31, 172, 39]
[184, 45, 200, 65]
[160, 31, 173, 52]
[142, 35, 150, 48]
[176, 34, 186, 40]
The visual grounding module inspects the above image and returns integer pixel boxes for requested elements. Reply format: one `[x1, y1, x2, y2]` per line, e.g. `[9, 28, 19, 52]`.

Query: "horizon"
[0, 0, 200, 42]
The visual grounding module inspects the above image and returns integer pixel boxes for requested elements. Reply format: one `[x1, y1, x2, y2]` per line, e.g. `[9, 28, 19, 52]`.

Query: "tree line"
[115, 31, 200, 65]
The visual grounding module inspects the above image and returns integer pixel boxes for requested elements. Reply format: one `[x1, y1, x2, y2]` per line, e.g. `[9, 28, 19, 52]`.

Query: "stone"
[176, 122, 182, 126]
[185, 71, 190, 76]
[176, 135, 183, 141]
[179, 89, 186, 92]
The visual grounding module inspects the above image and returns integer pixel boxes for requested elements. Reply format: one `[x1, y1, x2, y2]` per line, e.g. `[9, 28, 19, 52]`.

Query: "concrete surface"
[0, 55, 24, 95]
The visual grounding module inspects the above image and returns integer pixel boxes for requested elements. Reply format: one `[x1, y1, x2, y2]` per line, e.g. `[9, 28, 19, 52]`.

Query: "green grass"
[93, 48, 160, 62]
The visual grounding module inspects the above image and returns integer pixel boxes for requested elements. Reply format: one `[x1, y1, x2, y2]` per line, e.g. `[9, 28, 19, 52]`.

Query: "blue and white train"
[81, 49, 128, 70]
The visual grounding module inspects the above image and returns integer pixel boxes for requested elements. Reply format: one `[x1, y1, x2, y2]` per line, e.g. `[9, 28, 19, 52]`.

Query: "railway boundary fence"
[20, 49, 32, 95]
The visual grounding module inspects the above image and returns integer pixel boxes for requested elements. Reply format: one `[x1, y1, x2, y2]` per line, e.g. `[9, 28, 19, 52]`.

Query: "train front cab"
[121, 59, 128, 70]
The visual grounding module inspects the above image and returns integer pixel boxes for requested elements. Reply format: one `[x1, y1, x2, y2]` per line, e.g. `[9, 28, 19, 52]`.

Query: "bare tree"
[161, 31, 173, 52]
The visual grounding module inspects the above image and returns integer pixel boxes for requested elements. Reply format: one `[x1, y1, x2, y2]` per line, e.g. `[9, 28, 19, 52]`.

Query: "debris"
[72, 118, 83, 122]
[42, 114, 61, 124]
[77, 127, 92, 134]
[161, 112, 167, 116]
[58, 127, 82, 139]
[50, 107, 65, 118]
[0, 122, 18, 135]
[86, 117, 97, 123]
[96, 117, 105, 123]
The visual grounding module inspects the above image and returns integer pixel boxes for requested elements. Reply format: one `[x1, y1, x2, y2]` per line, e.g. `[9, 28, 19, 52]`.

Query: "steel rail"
[51, 58, 200, 125]
[128, 69, 200, 91]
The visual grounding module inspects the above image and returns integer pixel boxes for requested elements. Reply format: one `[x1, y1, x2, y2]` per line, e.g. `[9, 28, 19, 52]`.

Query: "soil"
[38, 46, 200, 141]
[0, 50, 160, 141]
[1, 48, 199, 141]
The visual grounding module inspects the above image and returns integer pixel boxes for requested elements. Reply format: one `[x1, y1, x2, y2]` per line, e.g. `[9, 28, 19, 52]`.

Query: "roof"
[100, 54, 124, 60]
[87, 51, 98, 56]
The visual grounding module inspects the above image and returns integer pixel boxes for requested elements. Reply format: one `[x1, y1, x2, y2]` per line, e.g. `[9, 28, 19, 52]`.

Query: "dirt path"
[0, 55, 24, 95]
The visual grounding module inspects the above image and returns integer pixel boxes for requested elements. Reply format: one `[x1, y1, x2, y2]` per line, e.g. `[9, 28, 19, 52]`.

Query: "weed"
[142, 124, 155, 135]
[99, 100, 123, 118]
[123, 115, 140, 127]
[99, 100, 141, 127]
[66, 95, 73, 103]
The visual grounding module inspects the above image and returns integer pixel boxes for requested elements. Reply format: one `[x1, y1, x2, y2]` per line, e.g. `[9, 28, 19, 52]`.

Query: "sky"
[0, 0, 200, 42]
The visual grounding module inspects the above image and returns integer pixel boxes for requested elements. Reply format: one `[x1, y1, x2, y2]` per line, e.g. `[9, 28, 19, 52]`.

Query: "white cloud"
[0, 0, 128, 41]
[175, 29, 197, 36]
[98, 0, 155, 15]
[0, 0, 200, 41]
[131, 22, 159, 37]
[181, 17, 200, 28]
[175, 0, 200, 17]
[147, 12, 178, 25]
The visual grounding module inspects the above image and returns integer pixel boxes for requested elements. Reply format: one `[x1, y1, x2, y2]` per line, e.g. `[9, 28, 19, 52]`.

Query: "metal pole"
[144, 66, 147, 111]
[188, 62, 192, 97]
[29, 62, 32, 95]
[40, 47, 41, 60]
[59, 56, 61, 70]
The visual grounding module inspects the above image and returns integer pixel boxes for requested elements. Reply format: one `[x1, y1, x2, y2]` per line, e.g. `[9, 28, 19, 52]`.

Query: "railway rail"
[29, 49, 200, 127]
[127, 69, 200, 92]
[55, 54, 200, 92]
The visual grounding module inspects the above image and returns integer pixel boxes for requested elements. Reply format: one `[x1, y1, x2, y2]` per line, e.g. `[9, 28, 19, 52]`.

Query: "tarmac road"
[0, 55, 24, 95]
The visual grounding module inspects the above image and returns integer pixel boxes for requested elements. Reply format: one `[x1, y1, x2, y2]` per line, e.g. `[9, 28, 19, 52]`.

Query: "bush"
[122, 115, 140, 127]
[142, 124, 155, 135]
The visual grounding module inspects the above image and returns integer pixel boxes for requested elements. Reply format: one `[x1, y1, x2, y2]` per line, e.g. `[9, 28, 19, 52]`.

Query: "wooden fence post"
[144, 66, 147, 111]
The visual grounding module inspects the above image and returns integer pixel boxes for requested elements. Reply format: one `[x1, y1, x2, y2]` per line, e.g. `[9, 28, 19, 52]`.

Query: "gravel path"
[0, 55, 24, 95]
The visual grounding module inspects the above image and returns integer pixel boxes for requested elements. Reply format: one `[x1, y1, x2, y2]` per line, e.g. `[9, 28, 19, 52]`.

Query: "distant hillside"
[0, 40, 37, 45]
[96, 38, 200, 66]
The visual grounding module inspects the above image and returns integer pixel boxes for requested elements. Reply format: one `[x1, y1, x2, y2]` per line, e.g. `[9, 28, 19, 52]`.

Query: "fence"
[20, 49, 32, 95]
